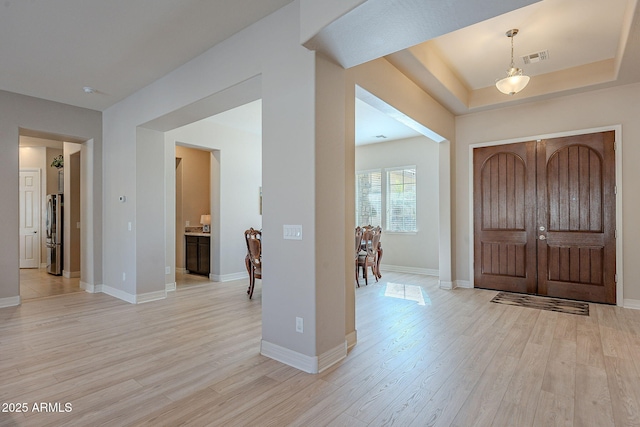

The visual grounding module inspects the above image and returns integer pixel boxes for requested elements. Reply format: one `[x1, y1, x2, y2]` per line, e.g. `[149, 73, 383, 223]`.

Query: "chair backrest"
[370, 227, 381, 254]
[244, 228, 262, 267]
[355, 227, 363, 258]
[361, 228, 375, 257]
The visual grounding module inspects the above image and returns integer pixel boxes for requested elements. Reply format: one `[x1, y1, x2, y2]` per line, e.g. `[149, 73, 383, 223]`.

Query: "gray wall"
[0, 90, 102, 303]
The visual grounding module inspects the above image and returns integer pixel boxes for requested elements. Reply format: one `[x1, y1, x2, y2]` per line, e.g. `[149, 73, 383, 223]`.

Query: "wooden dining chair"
[355, 226, 364, 287]
[357, 227, 381, 286]
[244, 228, 262, 299]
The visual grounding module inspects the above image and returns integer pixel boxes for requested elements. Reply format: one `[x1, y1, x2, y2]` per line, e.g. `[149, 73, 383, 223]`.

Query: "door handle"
[539, 235, 547, 240]
[33, 231, 38, 233]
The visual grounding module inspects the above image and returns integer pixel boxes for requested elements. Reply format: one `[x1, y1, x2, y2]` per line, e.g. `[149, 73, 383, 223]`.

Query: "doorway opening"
[353, 87, 450, 290]
[175, 145, 213, 281]
[18, 133, 84, 300]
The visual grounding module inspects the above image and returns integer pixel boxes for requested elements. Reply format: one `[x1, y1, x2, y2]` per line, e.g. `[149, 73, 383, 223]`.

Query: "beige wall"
[176, 146, 211, 229]
[356, 136, 440, 272]
[68, 150, 81, 274]
[455, 82, 640, 304]
[46, 148, 63, 195]
[175, 145, 211, 270]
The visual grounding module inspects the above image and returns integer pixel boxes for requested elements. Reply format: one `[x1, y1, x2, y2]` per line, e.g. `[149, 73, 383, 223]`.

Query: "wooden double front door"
[473, 131, 616, 304]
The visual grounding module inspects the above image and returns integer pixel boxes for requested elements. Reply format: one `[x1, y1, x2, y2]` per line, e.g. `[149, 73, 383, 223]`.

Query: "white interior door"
[20, 170, 41, 268]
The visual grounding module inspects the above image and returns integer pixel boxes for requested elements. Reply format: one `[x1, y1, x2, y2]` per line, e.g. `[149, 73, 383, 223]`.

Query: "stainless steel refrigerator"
[46, 193, 63, 275]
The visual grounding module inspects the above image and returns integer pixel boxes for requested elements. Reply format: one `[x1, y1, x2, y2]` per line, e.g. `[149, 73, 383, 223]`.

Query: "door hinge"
[615, 274, 618, 283]
[615, 229, 617, 239]
[614, 186, 617, 195]
[614, 141, 616, 151]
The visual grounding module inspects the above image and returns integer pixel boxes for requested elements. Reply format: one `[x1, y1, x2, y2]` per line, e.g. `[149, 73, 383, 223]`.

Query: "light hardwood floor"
[2, 271, 640, 426]
[19, 268, 82, 300]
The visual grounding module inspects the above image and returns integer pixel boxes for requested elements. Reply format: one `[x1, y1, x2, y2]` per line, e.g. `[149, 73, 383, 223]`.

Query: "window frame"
[385, 166, 417, 233]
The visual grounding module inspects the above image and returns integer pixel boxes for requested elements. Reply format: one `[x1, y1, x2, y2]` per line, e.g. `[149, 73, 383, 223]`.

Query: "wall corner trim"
[260, 340, 348, 374]
[455, 280, 472, 289]
[0, 295, 21, 308]
[318, 342, 347, 373]
[136, 290, 167, 304]
[100, 285, 137, 304]
[346, 330, 357, 350]
[439, 280, 454, 290]
[261, 340, 319, 373]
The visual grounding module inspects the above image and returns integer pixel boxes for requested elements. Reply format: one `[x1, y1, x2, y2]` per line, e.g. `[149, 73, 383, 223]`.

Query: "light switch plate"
[283, 224, 302, 240]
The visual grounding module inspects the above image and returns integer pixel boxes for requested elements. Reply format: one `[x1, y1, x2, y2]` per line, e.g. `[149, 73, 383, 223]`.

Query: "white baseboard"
[318, 342, 347, 373]
[346, 330, 357, 350]
[40, 263, 47, 269]
[380, 264, 439, 276]
[624, 298, 640, 310]
[82, 282, 167, 304]
[176, 267, 187, 274]
[210, 271, 249, 282]
[80, 281, 103, 293]
[166, 282, 176, 292]
[455, 280, 472, 289]
[0, 295, 21, 308]
[261, 340, 318, 373]
[261, 339, 347, 374]
[136, 290, 167, 304]
[101, 285, 137, 304]
[439, 280, 454, 290]
[63, 270, 81, 279]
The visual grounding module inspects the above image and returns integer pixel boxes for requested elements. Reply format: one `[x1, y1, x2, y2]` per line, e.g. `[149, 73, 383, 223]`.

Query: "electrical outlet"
[165, 266, 171, 274]
[296, 317, 303, 333]
[122, 272, 126, 281]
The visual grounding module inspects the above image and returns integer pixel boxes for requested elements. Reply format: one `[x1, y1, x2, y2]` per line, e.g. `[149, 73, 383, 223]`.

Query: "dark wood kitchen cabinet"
[185, 235, 210, 276]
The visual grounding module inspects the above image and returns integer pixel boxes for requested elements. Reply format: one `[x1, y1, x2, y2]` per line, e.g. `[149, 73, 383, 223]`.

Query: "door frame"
[468, 125, 623, 306]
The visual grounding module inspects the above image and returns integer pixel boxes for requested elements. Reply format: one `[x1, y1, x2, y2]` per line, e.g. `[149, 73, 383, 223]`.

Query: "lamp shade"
[495, 69, 530, 95]
[200, 214, 211, 225]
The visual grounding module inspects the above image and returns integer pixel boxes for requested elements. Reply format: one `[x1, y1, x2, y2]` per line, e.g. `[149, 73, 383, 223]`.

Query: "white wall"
[165, 120, 262, 281]
[0, 91, 102, 304]
[101, 3, 341, 368]
[355, 136, 439, 273]
[455, 82, 640, 304]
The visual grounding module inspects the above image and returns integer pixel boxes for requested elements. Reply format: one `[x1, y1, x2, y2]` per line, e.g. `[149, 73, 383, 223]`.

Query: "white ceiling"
[428, 0, 630, 90]
[4, 0, 640, 142]
[0, 0, 294, 111]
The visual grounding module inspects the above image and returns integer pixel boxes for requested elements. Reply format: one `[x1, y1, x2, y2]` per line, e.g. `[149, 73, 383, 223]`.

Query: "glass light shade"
[200, 214, 211, 225]
[496, 67, 530, 95]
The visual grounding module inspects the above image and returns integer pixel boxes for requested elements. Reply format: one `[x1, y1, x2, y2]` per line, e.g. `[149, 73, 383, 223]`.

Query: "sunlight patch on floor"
[383, 282, 430, 305]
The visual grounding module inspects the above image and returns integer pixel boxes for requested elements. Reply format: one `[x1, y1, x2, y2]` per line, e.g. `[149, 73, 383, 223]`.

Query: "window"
[355, 170, 381, 227]
[386, 167, 416, 232]
[355, 166, 417, 232]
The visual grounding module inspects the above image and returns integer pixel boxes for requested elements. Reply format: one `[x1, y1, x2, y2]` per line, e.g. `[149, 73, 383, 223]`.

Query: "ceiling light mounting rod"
[495, 28, 530, 95]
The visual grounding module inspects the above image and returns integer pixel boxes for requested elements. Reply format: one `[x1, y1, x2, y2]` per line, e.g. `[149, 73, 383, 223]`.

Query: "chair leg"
[363, 263, 368, 286]
[248, 271, 255, 299]
[355, 264, 360, 287]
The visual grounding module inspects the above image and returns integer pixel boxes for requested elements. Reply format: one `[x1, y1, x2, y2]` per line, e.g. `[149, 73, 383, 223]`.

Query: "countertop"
[184, 232, 211, 237]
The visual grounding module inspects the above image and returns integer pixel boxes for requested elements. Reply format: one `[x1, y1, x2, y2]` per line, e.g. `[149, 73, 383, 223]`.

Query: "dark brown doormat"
[490, 292, 589, 316]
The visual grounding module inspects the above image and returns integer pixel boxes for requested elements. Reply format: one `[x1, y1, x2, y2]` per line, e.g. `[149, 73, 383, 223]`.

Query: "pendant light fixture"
[495, 29, 530, 95]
